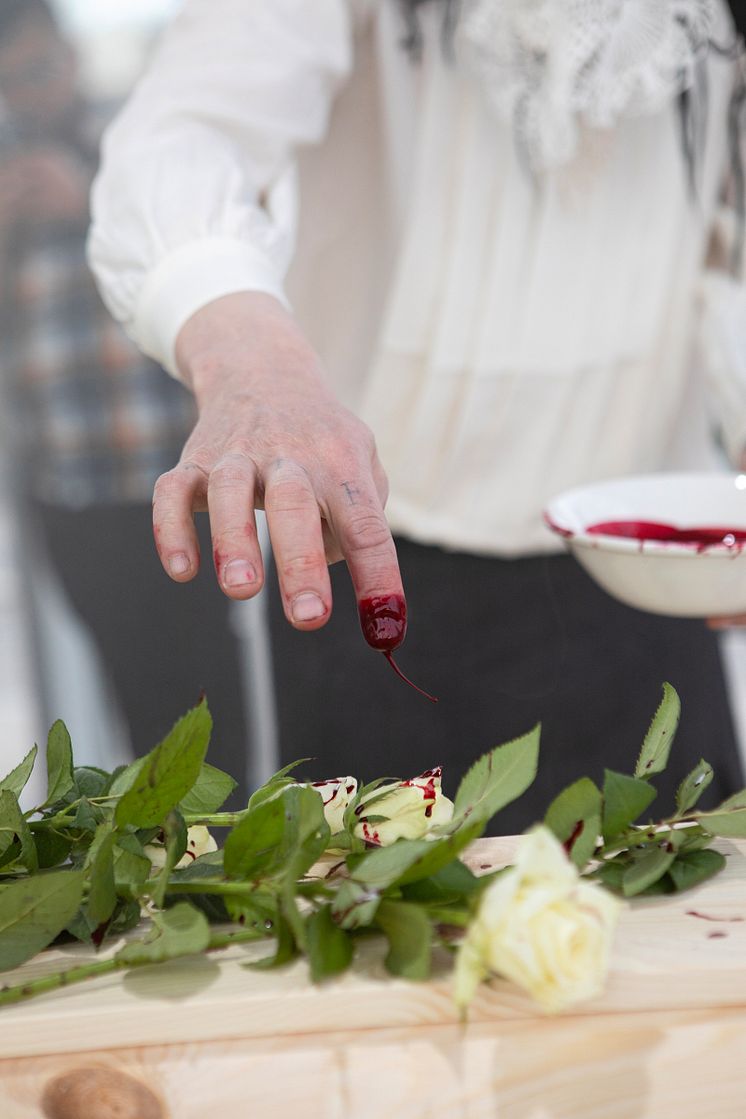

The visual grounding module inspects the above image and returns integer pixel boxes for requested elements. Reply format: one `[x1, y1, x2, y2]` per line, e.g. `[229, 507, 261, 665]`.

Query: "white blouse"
[89, 0, 746, 557]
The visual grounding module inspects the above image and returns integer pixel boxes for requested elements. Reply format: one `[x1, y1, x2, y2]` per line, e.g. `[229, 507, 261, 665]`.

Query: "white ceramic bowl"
[544, 472, 746, 617]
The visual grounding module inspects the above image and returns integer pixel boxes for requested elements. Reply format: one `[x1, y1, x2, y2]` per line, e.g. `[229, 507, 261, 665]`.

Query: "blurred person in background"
[0, 0, 250, 798]
[90, 0, 746, 829]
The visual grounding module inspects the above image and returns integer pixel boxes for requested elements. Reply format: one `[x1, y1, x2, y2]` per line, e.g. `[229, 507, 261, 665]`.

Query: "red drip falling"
[383, 651, 438, 703]
[358, 593, 438, 703]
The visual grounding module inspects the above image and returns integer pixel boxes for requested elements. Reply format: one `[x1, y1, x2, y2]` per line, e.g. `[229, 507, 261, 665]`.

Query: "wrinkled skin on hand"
[154, 292, 404, 631]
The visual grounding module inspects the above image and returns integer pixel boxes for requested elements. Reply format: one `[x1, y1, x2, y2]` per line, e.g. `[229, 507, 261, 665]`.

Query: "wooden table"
[1, 837, 745, 1118]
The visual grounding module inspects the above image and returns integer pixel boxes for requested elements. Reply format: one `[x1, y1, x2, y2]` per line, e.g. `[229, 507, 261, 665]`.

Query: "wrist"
[175, 291, 328, 407]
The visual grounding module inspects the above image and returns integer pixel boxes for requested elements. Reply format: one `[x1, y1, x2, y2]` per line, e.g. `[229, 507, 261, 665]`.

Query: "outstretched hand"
[154, 292, 404, 632]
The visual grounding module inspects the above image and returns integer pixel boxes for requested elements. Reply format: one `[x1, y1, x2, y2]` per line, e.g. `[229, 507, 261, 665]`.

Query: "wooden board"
[4, 1008, 746, 1119]
[0, 837, 744, 1062]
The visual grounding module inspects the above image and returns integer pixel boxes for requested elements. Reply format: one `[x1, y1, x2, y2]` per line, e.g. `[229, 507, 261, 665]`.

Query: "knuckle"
[208, 458, 254, 492]
[279, 552, 327, 582]
[152, 469, 186, 504]
[342, 510, 392, 554]
[266, 472, 314, 515]
[268, 456, 311, 483]
[212, 521, 259, 548]
[313, 419, 373, 469]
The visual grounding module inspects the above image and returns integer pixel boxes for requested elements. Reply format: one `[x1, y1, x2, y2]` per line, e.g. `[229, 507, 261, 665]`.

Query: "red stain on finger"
[358, 594, 437, 703]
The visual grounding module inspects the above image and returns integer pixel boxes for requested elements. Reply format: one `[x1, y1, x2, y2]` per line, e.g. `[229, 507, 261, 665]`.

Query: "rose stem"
[0, 927, 265, 1009]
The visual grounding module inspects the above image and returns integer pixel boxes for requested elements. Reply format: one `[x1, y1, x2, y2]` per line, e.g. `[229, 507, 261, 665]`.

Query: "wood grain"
[2, 1008, 745, 1119]
[0, 837, 744, 1118]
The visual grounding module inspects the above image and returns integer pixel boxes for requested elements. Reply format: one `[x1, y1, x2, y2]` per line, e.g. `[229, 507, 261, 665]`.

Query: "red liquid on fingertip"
[358, 593, 407, 651]
[358, 594, 438, 703]
[586, 520, 746, 548]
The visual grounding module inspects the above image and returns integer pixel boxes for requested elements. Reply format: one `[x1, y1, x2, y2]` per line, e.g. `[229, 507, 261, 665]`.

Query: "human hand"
[156, 291, 404, 633]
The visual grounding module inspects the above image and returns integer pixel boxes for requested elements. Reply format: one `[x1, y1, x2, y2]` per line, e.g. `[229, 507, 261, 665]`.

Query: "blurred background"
[0, 0, 277, 807]
[0, 0, 745, 809]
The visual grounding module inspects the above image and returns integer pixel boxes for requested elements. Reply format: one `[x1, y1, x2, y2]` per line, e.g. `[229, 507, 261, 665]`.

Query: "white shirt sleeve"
[88, 0, 352, 376]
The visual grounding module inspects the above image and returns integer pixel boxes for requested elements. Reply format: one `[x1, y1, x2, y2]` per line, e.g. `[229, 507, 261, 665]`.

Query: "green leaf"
[376, 899, 431, 980]
[168, 849, 224, 881]
[179, 763, 238, 816]
[544, 777, 602, 868]
[113, 842, 151, 899]
[245, 759, 315, 814]
[33, 829, 72, 870]
[65, 909, 96, 944]
[72, 767, 110, 801]
[115, 701, 212, 828]
[634, 683, 680, 779]
[592, 859, 627, 892]
[108, 898, 142, 937]
[224, 785, 328, 885]
[622, 846, 676, 897]
[351, 838, 431, 890]
[222, 892, 276, 931]
[151, 811, 188, 909]
[0, 745, 38, 801]
[0, 789, 37, 873]
[351, 816, 484, 891]
[278, 787, 330, 951]
[675, 828, 710, 854]
[306, 905, 353, 981]
[279, 784, 330, 881]
[245, 780, 296, 813]
[694, 789, 746, 837]
[247, 913, 297, 970]
[666, 849, 727, 892]
[401, 860, 484, 904]
[44, 721, 74, 807]
[602, 770, 657, 842]
[86, 828, 117, 929]
[72, 798, 103, 833]
[0, 869, 85, 970]
[342, 778, 389, 832]
[223, 793, 291, 881]
[116, 902, 210, 965]
[675, 760, 714, 816]
[264, 758, 315, 784]
[107, 757, 145, 800]
[452, 726, 540, 826]
[331, 880, 380, 930]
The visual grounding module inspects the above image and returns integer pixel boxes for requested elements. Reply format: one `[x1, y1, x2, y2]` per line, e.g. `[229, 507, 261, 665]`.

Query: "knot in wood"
[41, 1066, 164, 1119]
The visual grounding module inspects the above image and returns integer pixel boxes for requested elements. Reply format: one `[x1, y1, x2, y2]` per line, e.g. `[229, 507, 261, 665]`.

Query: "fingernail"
[292, 593, 326, 623]
[168, 553, 190, 576]
[223, 559, 257, 588]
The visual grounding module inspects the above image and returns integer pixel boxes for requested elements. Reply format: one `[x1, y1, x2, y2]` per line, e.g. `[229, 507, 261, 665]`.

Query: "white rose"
[306, 777, 358, 834]
[145, 825, 218, 871]
[353, 768, 454, 846]
[454, 826, 622, 1014]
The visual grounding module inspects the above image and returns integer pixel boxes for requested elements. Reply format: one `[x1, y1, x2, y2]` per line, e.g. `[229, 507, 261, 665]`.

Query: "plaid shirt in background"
[2, 134, 195, 509]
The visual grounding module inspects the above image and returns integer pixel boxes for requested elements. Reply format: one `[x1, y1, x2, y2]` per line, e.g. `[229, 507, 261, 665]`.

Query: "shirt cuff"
[133, 236, 290, 377]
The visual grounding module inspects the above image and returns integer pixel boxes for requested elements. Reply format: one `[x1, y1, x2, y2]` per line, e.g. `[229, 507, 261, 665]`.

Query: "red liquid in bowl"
[586, 520, 746, 547]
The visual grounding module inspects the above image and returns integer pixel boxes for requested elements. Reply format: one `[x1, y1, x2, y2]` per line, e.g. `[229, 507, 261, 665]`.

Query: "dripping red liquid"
[384, 651, 438, 703]
[358, 593, 438, 703]
[586, 520, 746, 548]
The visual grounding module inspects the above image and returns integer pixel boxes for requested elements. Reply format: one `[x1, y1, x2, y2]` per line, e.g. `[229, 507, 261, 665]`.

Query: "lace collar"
[455, 0, 721, 169]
